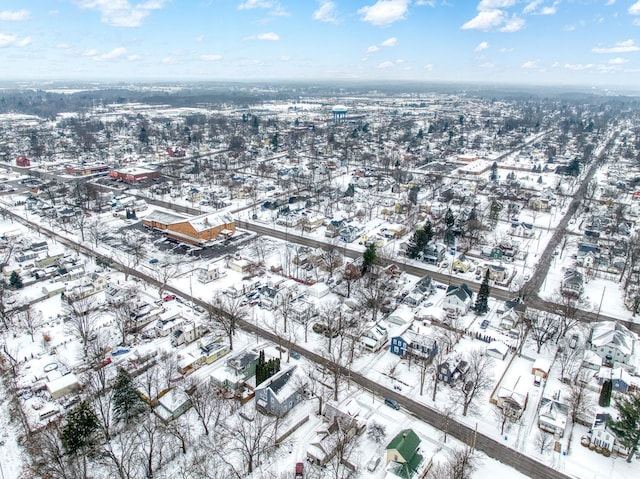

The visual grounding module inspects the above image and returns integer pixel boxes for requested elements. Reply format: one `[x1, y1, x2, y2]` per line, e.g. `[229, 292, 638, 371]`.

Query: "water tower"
[332, 105, 348, 123]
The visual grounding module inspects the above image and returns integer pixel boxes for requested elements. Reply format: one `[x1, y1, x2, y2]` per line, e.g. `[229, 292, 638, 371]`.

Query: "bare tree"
[227, 413, 278, 477]
[525, 311, 557, 354]
[120, 230, 148, 280]
[64, 295, 99, 357]
[535, 430, 554, 455]
[0, 279, 16, 330]
[429, 444, 479, 479]
[21, 303, 44, 342]
[355, 278, 388, 323]
[88, 219, 108, 248]
[136, 413, 167, 479]
[553, 291, 585, 342]
[151, 261, 180, 299]
[111, 294, 138, 345]
[205, 295, 247, 351]
[100, 426, 143, 479]
[568, 370, 595, 426]
[456, 349, 493, 416]
[186, 380, 232, 436]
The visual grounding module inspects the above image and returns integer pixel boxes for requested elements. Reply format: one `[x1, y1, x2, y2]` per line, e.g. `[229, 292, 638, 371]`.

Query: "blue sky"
[2, 1, 640, 88]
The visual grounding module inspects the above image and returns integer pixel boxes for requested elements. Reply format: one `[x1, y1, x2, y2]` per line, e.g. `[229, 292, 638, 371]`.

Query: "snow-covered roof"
[590, 321, 635, 356]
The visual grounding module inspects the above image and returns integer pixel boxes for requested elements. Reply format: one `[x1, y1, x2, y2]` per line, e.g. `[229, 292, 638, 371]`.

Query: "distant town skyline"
[3, 1, 640, 90]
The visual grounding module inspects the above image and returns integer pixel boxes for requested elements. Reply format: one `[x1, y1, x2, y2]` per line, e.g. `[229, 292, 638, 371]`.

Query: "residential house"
[597, 367, 632, 393]
[561, 269, 584, 297]
[438, 360, 469, 385]
[385, 429, 425, 479]
[390, 329, 438, 360]
[479, 264, 508, 282]
[495, 376, 529, 419]
[386, 306, 414, 326]
[442, 283, 473, 315]
[211, 349, 259, 390]
[486, 341, 510, 361]
[538, 397, 569, 437]
[62, 274, 108, 302]
[255, 365, 303, 417]
[500, 307, 521, 330]
[452, 255, 474, 273]
[197, 263, 221, 283]
[532, 358, 552, 379]
[154, 388, 192, 422]
[422, 243, 446, 265]
[589, 413, 617, 453]
[509, 222, 535, 238]
[589, 321, 636, 366]
[361, 321, 389, 352]
[325, 219, 345, 238]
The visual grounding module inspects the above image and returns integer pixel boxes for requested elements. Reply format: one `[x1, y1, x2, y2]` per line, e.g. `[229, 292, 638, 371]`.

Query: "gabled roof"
[445, 283, 473, 302]
[591, 321, 635, 356]
[386, 429, 421, 461]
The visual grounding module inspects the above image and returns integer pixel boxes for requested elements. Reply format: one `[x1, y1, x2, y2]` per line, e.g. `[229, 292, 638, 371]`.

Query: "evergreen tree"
[474, 270, 491, 314]
[61, 401, 100, 455]
[444, 208, 455, 229]
[489, 200, 501, 228]
[363, 243, 377, 274]
[490, 161, 498, 181]
[423, 220, 434, 244]
[537, 175, 544, 184]
[406, 227, 428, 259]
[256, 350, 266, 384]
[113, 367, 143, 421]
[599, 379, 612, 407]
[607, 392, 640, 462]
[9, 271, 23, 289]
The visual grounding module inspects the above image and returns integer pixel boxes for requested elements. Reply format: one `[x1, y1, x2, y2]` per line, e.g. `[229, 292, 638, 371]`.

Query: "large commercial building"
[143, 209, 235, 246]
[109, 167, 160, 182]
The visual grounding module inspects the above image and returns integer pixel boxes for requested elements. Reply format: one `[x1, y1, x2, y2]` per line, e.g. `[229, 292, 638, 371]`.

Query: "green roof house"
[385, 429, 424, 479]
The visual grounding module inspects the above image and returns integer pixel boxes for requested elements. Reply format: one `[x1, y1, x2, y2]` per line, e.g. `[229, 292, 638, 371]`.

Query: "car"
[384, 397, 401, 410]
[163, 294, 176, 302]
[480, 319, 489, 329]
[290, 351, 301, 360]
[148, 258, 159, 264]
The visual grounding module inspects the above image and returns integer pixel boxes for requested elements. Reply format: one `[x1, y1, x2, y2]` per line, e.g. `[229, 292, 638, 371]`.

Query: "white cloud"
[195, 35, 205, 43]
[244, 32, 280, 41]
[424, 63, 433, 70]
[475, 41, 489, 52]
[0, 10, 30, 21]
[551, 61, 559, 67]
[83, 48, 98, 56]
[95, 47, 128, 61]
[608, 57, 628, 64]
[522, 0, 541, 14]
[629, 1, 640, 15]
[279, 55, 290, 61]
[564, 63, 595, 70]
[416, 0, 435, 6]
[606, 0, 615, 5]
[127, 54, 141, 61]
[500, 15, 525, 32]
[540, 5, 557, 15]
[380, 37, 398, 47]
[592, 39, 640, 53]
[57, 43, 70, 49]
[201, 54, 222, 61]
[377, 61, 395, 68]
[238, 0, 288, 16]
[161, 56, 176, 64]
[479, 62, 495, 68]
[366, 45, 380, 53]
[358, 0, 410, 27]
[75, 0, 169, 27]
[16, 36, 31, 47]
[478, 0, 515, 8]
[521, 59, 538, 69]
[461, 10, 504, 31]
[313, 1, 339, 24]
[499, 47, 513, 53]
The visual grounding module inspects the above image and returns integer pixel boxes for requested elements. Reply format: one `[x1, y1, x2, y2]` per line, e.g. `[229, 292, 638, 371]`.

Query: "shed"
[47, 373, 80, 400]
[308, 282, 330, 299]
[486, 341, 510, 361]
[532, 357, 551, 378]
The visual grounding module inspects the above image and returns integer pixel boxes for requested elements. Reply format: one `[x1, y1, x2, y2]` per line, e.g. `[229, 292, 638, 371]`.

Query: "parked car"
[480, 319, 489, 329]
[163, 294, 176, 302]
[290, 351, 301, 360]
[384, 397, 400, 410]
[148, 258, 159, 264]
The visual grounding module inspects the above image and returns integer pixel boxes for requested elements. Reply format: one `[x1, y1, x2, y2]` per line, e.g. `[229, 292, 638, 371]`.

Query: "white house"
[360, 321, 389, 352]
[538, 397, 569, 437]
[442, 283, 473, 315]
[589, 321, 636, 366]
[486, 341, 510, 361]
[386, 306, 414, 326]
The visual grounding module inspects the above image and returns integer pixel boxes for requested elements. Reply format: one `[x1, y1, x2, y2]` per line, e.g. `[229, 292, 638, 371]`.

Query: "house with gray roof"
[255, 365, 304, 417]
[442, 283, 473, 315]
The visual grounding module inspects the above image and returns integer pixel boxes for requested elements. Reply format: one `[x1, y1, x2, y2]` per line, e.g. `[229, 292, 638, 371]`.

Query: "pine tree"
[607, 392, 640, 462]
[256, 350, 266, 384]
[9, 271, 23, 289]
[423, 220, 434, 244]
[406, 227, 428, 259]
[112, 367, 143, 421]
[444, 208, 455, 229]
[474, 270, 490, 314]
[363, 243, 377, 274]
[490, 161, 498, 181]
[599, 379, 612, 407]
[61, 401, 100, 455]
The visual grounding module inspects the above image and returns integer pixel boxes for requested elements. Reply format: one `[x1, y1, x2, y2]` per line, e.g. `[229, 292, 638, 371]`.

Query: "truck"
[295, 462, 303, 479]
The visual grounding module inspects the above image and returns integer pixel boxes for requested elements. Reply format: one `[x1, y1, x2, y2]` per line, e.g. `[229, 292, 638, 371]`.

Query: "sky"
[2, 0, 640, 89]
